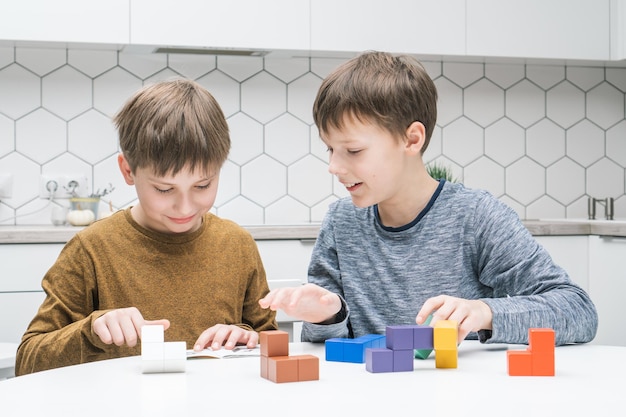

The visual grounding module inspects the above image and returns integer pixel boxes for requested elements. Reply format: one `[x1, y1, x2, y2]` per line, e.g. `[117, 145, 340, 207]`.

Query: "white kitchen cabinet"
[534, 236, 589, 292]
[310, 0, 465, 56]
[611, 0, 626, 60]
[466, 0, 610, 61]
[0, 243, 62, 343]
[0, 239, 315, 343]
[588, 235, 626, 346]
[0, 0, 130, 45]
[129, 0, 310, 52]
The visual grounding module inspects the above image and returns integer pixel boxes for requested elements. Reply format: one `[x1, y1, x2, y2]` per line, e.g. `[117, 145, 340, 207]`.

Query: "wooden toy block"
[435, 348, 457, 369]
[325, 338, 345, 362]
[386, 325, 416, 350]
[433, 320, 457, 350]
[141, 325, 186, 374]
[506, 328, 556, 376]
[141, 325, 164, 343]
[297, 355, 320, 381]
[259, 330, 289, 357]
[162, 341, 186, 373]
[413, 325, 434, 350]
[531, 350, 555, 376]
[392, 349, 414, 372]
[324, 335, 386, 363]
[268, 356, 299, 383]
[507, 350, 533, 376]
[528, 328, 555, 353]
[366, 348, 394, 373]
[260, 355, 269, 379]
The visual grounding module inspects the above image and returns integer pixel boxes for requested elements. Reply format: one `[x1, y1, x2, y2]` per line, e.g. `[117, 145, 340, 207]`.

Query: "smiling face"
[118, 154, 220, 234]
[322, 115, 438, 227]
[323, 116, 414, 209]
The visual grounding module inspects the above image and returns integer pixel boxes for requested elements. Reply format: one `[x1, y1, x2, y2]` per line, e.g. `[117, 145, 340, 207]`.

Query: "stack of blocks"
[324, 320, 458, 373]
[141, 325, 186, 374]
[259, 330, 319, 383]
[507, 328, 555, 376]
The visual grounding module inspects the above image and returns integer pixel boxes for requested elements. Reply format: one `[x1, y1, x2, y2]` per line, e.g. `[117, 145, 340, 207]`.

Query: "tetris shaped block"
[141, 325, 186, 374]
[364, 321, 458, 373]
[325, 334, 386, 363]
[507, 328, 555, 376]
[259, 330, 320, 383]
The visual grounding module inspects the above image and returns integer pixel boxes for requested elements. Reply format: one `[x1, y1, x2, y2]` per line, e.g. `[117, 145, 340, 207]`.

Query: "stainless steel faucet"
[588, 197, 614, 220]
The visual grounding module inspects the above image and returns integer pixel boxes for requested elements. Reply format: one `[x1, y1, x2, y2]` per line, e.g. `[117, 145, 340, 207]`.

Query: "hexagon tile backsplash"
[0, 46, 625, 226]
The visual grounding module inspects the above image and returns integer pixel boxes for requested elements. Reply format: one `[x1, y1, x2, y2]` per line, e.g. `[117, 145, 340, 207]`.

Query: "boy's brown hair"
[313, 51, 438, 154]
[114, 78, 230, 176]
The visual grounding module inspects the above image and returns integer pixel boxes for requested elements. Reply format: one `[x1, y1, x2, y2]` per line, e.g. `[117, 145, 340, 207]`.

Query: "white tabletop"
[0, 341, 622, 416]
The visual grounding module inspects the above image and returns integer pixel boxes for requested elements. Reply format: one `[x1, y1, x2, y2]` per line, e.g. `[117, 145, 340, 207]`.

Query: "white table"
[0, 343, 18, 380]
[0, 341, 622, 416]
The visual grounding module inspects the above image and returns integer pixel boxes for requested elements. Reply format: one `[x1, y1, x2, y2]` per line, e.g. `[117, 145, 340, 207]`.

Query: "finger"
[416, 296, 445, 324]
[93, 319, 113, 345]
[245, 331, 259, 348]
[209, 325, 231, 350]
[193, 326, 218, 351]
[143, 319, 171, 331]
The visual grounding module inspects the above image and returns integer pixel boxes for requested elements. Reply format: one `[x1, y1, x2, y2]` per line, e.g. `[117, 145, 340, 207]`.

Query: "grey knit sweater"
[301, 180, 598, 346]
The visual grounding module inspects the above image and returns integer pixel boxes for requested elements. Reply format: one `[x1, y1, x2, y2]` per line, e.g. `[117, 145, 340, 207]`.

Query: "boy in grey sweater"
[259, 51, 597, 346]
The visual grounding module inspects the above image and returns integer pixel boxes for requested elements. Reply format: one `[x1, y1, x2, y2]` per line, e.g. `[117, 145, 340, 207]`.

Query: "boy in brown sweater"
[15, 79, 277, 376]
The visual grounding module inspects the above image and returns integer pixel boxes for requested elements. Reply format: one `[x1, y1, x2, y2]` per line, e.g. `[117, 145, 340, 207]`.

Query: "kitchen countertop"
[1, 220, 625, 244]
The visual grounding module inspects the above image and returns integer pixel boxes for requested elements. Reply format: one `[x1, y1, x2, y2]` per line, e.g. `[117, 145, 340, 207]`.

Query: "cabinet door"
[466, 0, 610, 60]
[588, 235, 626, 346]
[0, 0, 129, 44]
[534, 236, 589, 292]
[311, 0, 465, 56]
[130, 0, 310, 51]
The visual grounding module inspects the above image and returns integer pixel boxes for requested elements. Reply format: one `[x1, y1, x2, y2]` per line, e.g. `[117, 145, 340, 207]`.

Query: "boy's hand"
[415, 295, 493, 344]
[193, 324, 258, 352]
[258, 283, 342, 324]
[92, 306, 170, 347]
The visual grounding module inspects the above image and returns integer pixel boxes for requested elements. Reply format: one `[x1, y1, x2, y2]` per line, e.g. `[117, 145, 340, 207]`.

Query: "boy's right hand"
[258, 283, 342, 324]
[92, 306, 170, 348]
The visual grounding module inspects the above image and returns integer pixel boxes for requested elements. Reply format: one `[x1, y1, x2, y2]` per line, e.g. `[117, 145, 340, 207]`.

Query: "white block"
[141, 325, 164, 343]
[141, 342, 164, 361]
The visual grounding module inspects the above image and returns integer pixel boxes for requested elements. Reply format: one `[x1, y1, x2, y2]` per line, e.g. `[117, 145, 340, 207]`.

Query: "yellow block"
[435, 348, 458, 369]
[434, 320, 458, 350]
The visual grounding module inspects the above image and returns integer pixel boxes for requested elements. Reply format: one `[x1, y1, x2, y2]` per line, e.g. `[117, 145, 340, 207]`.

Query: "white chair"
[0, 342, 19, 380]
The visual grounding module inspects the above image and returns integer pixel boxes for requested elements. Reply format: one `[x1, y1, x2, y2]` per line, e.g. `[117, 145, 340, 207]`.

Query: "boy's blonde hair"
[114, 78, 230, 176]
[313, 51, 438, 153]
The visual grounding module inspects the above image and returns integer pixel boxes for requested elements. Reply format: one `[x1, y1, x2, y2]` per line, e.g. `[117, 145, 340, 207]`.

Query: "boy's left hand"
[416, 295, 493, 343]
[192, 324, 258, 352]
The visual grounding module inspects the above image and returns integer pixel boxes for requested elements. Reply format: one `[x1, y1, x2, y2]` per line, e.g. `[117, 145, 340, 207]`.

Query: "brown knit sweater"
[15, 209, 277, 376]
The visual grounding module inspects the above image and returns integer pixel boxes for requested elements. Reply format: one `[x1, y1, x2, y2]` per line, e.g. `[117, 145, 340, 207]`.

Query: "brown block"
[296, 354, 319, 381]
[260, 330, 289, 357]
[268, 356, 299, 383]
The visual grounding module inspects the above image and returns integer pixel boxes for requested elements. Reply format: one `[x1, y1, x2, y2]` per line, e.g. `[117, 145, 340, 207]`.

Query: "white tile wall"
[0, 46, 625, 226]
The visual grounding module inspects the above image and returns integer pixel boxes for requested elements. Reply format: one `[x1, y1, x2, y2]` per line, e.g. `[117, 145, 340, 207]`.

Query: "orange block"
[297, 355, 320, 381]
[507, 350, 533, 376]
[528, 328, 555, 353]
[260, 330, 289, 357]
[532, 350, 555, 376]
[268, 356, 299, 383]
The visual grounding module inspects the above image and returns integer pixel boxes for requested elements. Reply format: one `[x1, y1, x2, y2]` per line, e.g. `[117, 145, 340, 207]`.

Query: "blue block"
[325, 338, 344, 362]
[343, 339, 367, 363]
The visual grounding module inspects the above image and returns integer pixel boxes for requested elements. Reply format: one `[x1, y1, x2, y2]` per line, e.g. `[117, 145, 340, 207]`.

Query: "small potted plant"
[426, 161, 458, 183]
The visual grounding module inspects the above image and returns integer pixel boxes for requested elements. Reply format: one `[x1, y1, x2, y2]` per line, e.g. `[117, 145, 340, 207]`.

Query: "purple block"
[386, 325, 416, 350]
[366, 348, 394, 373]
[413, 326, 434, 350]
[393, 349, 415, 372]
